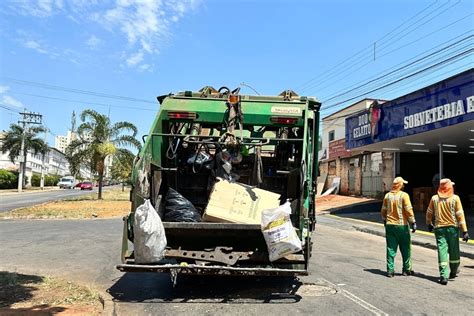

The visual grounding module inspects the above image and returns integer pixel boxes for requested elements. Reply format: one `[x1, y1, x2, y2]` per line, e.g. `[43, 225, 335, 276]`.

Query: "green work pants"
[385, 224, 412, 273]
[434, 226, 460, 279]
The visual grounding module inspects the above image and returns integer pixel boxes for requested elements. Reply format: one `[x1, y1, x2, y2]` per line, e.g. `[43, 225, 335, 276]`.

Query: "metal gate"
[362, 171, 382, 197]
[361, 153, 383, 197]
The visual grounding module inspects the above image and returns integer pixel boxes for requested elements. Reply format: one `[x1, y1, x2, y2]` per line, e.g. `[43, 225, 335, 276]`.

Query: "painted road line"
[326, 214, 474, 245]
[322, 278, 388, 316]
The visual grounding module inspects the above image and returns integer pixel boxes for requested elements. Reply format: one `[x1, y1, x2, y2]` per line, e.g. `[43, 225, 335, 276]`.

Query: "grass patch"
[65, 187, 130, 201]
[0, 271, 101, 314]
[0, 188, 131, 219]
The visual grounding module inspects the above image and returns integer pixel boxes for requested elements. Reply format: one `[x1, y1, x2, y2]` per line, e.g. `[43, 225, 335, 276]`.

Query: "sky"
[0, 0, 473, 147]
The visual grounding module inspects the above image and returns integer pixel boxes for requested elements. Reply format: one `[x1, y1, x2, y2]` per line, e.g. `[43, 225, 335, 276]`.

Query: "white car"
[58, 177, 75, 189]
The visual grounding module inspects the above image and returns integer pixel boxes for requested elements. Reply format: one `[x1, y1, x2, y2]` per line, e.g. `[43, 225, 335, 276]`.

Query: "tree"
[110, 149, 135, 191]
[1, 123, 48, 188]
[66, 109, 140, 199]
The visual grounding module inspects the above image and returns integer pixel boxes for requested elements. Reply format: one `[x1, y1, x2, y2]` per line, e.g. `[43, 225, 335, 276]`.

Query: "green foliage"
[66, 109, 140, 199]
[110, 149, 135, 183]
[30, 173, 60, 187]
[31, 173, 41, 187]
[0, 169, 18, 189]
[0, 124, 48, 163]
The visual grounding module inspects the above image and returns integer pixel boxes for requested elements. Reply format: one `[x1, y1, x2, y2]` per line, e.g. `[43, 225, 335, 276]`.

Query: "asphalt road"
[0, 188, 98, 212]
[1, 215, 473, 315]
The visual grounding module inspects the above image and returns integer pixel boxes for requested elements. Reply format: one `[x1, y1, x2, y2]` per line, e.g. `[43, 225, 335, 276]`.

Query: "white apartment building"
[54, 130, 77, 153]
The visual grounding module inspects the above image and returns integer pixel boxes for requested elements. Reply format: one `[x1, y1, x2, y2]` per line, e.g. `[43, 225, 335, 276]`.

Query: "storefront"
[345, 68, 474, 211]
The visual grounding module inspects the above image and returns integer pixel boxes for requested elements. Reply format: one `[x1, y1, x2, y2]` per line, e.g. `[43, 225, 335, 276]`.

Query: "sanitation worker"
[381, 176, 417, 277]
[426, 178, 469, 285]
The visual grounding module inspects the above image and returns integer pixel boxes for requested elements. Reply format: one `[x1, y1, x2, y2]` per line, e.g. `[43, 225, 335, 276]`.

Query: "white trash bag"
[133, 199, 167, 263]
[261, 202, 302, 262]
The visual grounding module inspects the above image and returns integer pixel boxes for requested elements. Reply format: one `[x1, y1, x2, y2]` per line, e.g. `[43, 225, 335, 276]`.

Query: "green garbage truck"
[117, 86, 321, 278]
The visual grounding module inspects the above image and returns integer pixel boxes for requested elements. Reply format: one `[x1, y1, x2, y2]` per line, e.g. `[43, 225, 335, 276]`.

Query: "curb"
[354, 226, 474, 260]
[99, 291, 115, 316]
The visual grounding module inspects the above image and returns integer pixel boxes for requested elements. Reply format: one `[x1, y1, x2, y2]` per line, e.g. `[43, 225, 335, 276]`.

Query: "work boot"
[439, 277, 448, 285]
[402, 270, 415, 276]
[387, 271, 395, 278]
[449, 272, 457, 279]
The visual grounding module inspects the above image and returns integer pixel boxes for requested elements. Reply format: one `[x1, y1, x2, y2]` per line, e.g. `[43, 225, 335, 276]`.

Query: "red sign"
[328, 139, 351, 160]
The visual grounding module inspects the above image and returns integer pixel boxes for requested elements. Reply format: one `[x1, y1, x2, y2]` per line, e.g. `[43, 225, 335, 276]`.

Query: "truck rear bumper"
[116, 263, 308, 276]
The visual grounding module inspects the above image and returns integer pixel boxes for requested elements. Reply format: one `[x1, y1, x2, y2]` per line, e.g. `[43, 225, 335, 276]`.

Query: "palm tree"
[1, 123, 48, 188]
[66, 109, 140, 199]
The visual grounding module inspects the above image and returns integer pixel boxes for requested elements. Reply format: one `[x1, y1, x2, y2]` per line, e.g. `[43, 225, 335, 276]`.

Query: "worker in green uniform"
[426, 178, 470, 285]
[381, 177, 417, 277]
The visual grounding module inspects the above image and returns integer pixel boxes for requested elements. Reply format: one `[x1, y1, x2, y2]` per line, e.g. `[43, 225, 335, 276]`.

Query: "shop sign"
[345, 69, 474, 150]
[404, 96, 474, 129]
[328, 139, 351, 160]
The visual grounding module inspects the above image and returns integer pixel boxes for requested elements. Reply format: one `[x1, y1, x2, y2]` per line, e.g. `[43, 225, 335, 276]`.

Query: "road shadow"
[411, 271, 439, 283]
[363, 268, 389, 277]
[0, 271, 67, 314]
[108, 272, 303, 304]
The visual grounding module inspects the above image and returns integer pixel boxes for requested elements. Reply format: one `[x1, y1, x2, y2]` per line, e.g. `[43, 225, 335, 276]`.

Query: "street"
[1, 215, 472, 315]
[0, 188, 100, 212]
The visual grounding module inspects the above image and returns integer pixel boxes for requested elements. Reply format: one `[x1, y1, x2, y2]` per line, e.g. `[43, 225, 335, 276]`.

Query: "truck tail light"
[168, 111, 197, 120]
[270, 116, 299, 125]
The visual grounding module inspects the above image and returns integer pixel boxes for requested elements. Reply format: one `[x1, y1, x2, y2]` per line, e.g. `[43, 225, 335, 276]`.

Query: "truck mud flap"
[116, 263, 308, 277]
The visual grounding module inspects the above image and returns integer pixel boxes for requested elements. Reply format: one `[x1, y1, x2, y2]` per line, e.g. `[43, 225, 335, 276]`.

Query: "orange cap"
[438, 178, 455, 198]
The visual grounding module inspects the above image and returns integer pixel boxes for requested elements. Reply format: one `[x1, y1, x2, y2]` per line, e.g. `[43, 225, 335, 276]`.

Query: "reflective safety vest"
[426, 194, 467, 232]
[381, 190, 415, 225]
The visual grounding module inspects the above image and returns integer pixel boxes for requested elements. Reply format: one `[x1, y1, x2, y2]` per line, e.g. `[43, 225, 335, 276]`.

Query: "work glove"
[410, 222, 417, 233]
[462, 232, 470, 242]
[428, 224, 434, 232]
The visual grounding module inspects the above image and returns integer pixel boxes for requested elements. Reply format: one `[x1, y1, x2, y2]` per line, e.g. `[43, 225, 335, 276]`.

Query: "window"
[328, 130, 335, 142]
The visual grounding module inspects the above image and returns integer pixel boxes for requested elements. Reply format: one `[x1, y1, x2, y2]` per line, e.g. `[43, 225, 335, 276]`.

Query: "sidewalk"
[316, 194, 382, 214]
[0, 186, 60, 196]
[316, 194, 474, 259]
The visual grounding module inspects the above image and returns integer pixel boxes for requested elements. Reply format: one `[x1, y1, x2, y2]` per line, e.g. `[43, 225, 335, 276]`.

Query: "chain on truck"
[116, 86, 321, 281]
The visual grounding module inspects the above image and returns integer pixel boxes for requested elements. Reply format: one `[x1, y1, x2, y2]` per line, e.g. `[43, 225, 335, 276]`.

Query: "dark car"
[80, 182, 93, 190]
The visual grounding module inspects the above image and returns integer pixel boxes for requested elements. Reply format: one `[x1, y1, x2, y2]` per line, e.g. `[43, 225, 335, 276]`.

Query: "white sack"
[133, 199, 167, 263]
[261, 202, 302, 262]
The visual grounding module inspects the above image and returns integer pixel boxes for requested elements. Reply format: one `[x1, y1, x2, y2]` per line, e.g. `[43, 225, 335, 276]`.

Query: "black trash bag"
[164, 188, 201, 222]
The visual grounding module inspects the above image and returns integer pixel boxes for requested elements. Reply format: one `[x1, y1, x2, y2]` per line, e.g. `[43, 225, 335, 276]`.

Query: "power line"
[9, 91, 157, 112]
[319, 61, 472, 123]
[316, 28, 473, 100]
[1, 77, 157, 105]
[0, 103, 22, 113]
[297, 1, 447, 92]
[322, 49, 473, 110]
[300, 1, 465, 94]
[321, 35, 473, 103]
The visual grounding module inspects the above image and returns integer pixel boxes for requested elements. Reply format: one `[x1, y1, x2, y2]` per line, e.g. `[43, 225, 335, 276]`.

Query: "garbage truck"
[117, 86, 321, 279]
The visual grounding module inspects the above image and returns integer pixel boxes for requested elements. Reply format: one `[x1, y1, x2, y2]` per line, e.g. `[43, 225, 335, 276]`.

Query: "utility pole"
[17, 111, 43, 192]
[40, 128, 49, 190]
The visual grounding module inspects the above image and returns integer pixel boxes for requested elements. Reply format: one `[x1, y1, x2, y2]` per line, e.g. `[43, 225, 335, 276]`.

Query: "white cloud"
[23, 39, 49, 54]
[11, 0, 65, 18]
[2, 95, 24, 108]
[126, 51, 144, 67]
[0, 86, 10, 94]
[6, 0, 202, 70]
[86, 35, 101, 48]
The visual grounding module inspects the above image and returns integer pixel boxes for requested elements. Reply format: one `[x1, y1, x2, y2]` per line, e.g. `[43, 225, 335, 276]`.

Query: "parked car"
[74, 182, 83, 189]
[80, 182, 93, 190]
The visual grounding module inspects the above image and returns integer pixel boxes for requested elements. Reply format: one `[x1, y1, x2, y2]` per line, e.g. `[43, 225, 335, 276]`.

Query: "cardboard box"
[203, 180, 281, 224]
[413, 187, 435, 212]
